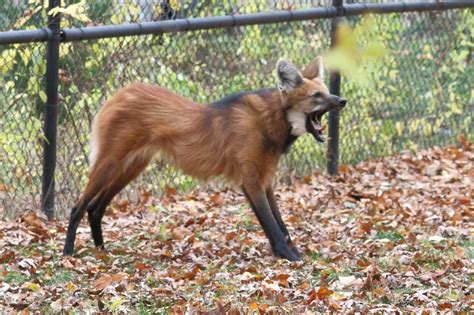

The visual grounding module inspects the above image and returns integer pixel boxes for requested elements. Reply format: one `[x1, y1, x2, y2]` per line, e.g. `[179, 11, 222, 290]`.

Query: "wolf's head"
[277, 56, 347, 142]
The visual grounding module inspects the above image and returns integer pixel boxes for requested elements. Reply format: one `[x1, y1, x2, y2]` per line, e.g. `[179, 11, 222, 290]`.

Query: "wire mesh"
[0, 1, 47, 31]
[63, 0, 333, 27]
[0, 1, 472, 218]
[340, 10, 473, 163]
[1, 42, 46, 217]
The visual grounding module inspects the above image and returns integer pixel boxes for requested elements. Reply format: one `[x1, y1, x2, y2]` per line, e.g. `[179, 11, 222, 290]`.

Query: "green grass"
[138, 300, 171, 315]
[458, 240, 474, 259]
[309, 251, 323, 261]
[2, 272, 29, 284]
[374, 230, 405, 243]
[44, 271, 76, 285]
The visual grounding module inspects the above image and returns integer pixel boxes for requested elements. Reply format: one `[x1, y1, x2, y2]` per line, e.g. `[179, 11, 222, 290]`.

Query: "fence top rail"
[0, 1, 473, 45]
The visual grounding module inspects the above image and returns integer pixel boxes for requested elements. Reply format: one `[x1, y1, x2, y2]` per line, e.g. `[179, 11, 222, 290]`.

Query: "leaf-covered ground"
[1, 141, 473, 313]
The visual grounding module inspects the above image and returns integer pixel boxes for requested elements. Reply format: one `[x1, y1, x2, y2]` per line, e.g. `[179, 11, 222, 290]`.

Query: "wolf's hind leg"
[64, 145, 154, 255]
[87, 152, 153, 250]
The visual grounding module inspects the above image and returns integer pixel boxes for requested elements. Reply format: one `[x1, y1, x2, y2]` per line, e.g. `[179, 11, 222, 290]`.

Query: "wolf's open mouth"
[306, 111, 327, 142]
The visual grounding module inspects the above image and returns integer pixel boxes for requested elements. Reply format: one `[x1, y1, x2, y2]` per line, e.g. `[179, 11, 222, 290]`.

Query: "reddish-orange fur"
[89, 83, 289, 194]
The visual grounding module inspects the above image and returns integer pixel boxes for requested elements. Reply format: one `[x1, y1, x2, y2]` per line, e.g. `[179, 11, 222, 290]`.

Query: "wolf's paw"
[273, 243, 302, 261]
[289, 244, 302, 259]
[285, 236, 302, 259]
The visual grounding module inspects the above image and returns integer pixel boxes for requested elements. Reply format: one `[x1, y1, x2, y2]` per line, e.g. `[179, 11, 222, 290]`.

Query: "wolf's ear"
[276, 58, 303, 93]
[302, 56, 324, 81]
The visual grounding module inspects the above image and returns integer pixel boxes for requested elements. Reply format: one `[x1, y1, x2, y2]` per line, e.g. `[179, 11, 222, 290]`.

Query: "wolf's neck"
[259, 89, 294, 153]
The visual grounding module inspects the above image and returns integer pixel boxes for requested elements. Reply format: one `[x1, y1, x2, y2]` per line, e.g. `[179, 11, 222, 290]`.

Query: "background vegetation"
[1, 0, 472, 217]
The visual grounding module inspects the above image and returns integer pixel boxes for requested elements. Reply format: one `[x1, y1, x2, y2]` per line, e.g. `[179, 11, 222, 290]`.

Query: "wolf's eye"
[313, 92, 322, 98]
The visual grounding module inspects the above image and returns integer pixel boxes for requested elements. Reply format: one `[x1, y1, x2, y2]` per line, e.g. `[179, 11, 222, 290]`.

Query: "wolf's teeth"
[315, 123, 324, 131]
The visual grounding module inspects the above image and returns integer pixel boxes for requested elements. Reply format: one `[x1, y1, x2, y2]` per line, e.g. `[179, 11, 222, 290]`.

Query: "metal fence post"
[327, 0, 343, 176]
[42, 0, 61, 220]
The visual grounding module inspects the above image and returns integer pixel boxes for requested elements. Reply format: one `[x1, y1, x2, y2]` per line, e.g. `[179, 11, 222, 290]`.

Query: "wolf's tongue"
[313, 120, 323, 131]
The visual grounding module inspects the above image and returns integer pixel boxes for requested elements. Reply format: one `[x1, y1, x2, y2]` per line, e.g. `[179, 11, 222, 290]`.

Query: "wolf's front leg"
[242, 185, 301, 261]
[266, 187, 301, 259]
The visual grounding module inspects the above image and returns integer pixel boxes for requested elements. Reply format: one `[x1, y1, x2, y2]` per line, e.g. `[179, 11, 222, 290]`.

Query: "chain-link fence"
[1, 1, 473, 218]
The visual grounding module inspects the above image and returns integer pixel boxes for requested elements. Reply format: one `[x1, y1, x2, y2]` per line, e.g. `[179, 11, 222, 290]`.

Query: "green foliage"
[374, 230, 405, 243]
[339, 11, 473, 163]
[44, 271, 76, 285]
[2, 272, 29, 284]
[325, 15, 389, 89]
[49, 1, 90, 23]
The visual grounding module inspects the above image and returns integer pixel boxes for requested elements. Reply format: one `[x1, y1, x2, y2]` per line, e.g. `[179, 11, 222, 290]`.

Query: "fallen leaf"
[317, 286, 333, 300]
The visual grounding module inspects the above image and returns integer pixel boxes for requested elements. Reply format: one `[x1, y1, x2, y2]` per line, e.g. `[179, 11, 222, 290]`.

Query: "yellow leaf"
[336, 23, 357, 51]
[450, 103, 462, 115]
[324, 15, 389, 90]
[324, 48, 357, 73]
[423, 123, 432, 136]
[363, 42, 388, 60]
[66, 282, 77, 293]
[27, 283, 40, 292]
[48, 1, 90, 22]
[39, 91, 47, 103]
[389, 70, 398, 80]
[395, 122, 403, 136]
[1, 49, 16, 74]
[59, 43, 71, 58]
[169, 0, 182, 10]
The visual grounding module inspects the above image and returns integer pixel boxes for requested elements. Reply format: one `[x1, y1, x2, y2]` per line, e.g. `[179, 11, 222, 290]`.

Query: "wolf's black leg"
[64, 198, 91, 255]
[87, 191, 113, 249]
[266, 187, 301, 258]
[64, 190, 108, 255]
[242, 186, 300, 261]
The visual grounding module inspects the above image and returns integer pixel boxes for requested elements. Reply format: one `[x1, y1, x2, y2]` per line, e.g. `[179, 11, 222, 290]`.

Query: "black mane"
[211, 88, 276, 108]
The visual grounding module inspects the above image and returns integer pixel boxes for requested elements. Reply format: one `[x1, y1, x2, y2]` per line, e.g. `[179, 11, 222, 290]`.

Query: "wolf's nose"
[339, 98, 347, 107]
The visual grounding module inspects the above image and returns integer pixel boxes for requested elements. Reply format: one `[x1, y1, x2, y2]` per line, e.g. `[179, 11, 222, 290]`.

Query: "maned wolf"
[63, 56, 347, 261]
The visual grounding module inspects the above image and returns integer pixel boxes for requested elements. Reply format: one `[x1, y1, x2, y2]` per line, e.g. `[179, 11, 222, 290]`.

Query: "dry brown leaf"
[307, 289, 317, 305]
[93, 273, 127, 291]
[93, 275, 113, 291]
[317, 286, 333, 300]
[172, 226, 191, 240]
[0, 250, 15, 264]
[248, 301, 259, 311]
